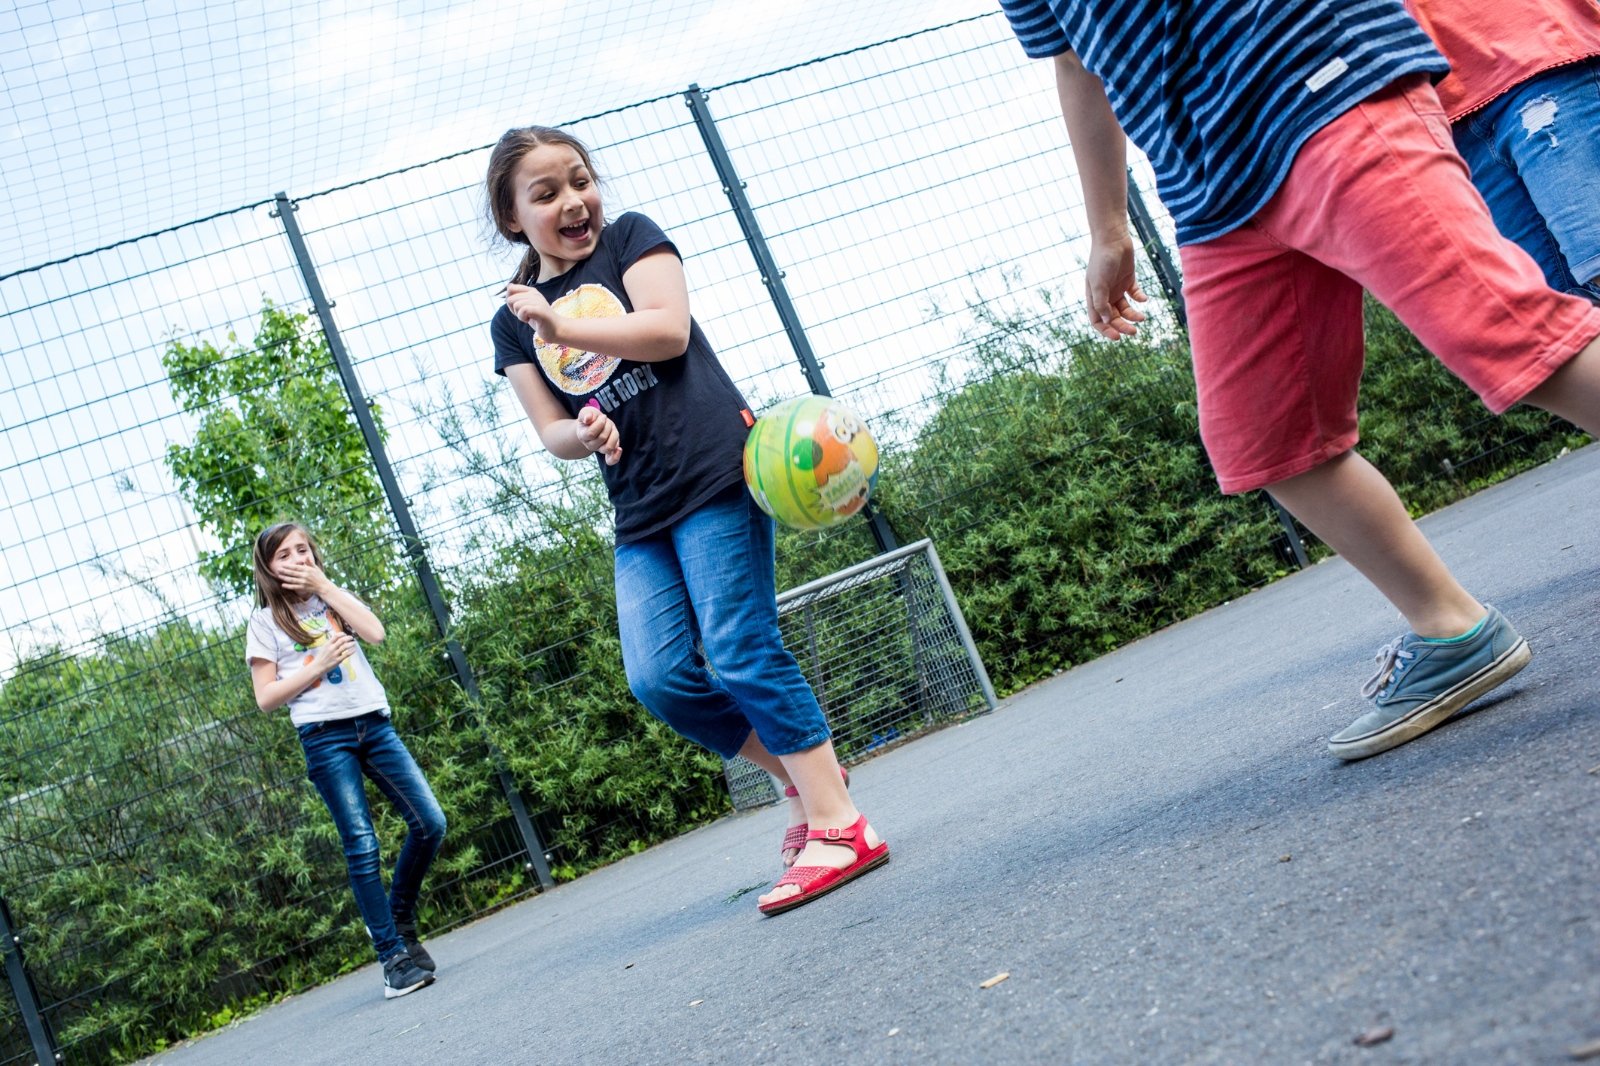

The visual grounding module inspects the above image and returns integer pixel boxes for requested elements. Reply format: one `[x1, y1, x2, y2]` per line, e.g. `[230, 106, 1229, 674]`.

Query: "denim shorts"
[613, 483, 830, 758]
[1453, 57, 1600, 298]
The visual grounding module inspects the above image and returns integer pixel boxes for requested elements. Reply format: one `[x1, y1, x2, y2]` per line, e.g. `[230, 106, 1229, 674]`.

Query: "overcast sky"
[8, 0, 1115, 674]
[2, 0, 993, 276]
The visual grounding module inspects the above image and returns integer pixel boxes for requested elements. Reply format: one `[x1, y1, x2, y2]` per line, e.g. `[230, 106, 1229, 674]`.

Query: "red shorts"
[1180, 75, 1600, 494]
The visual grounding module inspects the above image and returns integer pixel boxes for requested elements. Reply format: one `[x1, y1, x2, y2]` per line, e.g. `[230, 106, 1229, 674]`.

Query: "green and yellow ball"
[743, 395, 879, 530]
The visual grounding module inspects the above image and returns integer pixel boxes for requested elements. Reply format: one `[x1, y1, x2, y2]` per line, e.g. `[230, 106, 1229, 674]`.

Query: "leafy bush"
[161, 300, 396, 595]
[870, 309, 1283, 690]
[863, 295, 1587, 694]
[451, 514, 729, 878]
[1352, 296, 1586, 512]
[1, 293, 1585, 1063]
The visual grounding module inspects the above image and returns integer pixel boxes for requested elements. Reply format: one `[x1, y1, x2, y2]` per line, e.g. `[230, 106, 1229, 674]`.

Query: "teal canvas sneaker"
[1329, 605, 1531, 761]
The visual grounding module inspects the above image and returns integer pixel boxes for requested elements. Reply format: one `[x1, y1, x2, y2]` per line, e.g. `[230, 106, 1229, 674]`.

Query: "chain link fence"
[0, 12, 1582, 1064]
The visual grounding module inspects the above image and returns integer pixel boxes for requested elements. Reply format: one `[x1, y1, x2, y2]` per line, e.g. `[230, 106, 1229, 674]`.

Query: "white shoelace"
[1360, 638, 1414, 698]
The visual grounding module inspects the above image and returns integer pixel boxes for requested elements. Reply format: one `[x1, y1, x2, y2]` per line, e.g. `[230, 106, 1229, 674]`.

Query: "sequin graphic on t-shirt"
[291, 612, 357, 687]
[535, 283, 625, 394]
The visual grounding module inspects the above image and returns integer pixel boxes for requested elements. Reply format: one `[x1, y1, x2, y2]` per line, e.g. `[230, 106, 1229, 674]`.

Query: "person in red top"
[1408, 0, 1600, 297]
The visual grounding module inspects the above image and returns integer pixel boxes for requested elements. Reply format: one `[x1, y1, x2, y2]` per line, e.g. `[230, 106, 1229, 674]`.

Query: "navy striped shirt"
[1001, 0, 1448, 244]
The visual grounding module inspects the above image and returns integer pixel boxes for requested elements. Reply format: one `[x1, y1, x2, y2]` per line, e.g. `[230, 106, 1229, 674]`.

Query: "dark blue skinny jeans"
[297, 712, 447, 963]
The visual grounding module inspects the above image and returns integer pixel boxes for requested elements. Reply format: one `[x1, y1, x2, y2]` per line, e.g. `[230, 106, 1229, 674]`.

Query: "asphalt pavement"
[148, 444, 1600, 1065]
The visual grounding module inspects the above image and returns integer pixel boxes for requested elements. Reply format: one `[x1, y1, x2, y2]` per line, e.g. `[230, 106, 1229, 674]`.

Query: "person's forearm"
[255, 664, 329, 710]
[539, 417, 598, 460]
[504, 364, 617, 461]
[319, 584, 385, 643]
[1053, 50, 1130, 241]
[541, 309, 689, 363]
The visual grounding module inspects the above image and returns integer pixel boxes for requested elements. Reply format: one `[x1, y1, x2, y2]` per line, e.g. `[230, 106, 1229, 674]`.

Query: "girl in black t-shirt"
[484, 125, 888, 915]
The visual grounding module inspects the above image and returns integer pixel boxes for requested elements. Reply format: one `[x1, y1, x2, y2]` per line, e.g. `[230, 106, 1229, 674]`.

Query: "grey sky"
[2, 0, 991, 276]
[2, 1, 1165, 679]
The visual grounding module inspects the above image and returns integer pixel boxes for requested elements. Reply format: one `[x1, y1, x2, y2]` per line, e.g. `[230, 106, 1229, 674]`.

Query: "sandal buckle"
[823, 827, 843, 840]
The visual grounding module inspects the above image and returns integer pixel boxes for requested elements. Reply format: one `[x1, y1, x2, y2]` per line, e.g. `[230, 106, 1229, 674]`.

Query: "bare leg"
[734, 732, 807, 863]
[1266, 450, 1483, 638]
[1522, 335, 1600, 437]
[756, 739, 882, 908]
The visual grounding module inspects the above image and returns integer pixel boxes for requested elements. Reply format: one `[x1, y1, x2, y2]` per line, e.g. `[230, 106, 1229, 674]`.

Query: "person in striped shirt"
[1001, 0, 1600, 759]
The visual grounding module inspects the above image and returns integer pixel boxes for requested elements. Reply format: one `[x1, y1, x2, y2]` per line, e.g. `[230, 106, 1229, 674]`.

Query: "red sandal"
[759, 813, 889, 916]
[780, 766, 849, 866]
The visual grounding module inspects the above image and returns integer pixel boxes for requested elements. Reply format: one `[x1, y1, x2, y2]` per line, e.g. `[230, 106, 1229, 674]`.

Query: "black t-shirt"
[492, 212, 753, 543]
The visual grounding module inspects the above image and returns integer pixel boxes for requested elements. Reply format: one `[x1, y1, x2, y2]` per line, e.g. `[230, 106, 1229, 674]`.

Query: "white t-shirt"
[245, 594, 390, 726]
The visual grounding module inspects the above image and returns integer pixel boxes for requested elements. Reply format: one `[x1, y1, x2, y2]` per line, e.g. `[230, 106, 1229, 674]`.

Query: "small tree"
[162, 299, 393, 593]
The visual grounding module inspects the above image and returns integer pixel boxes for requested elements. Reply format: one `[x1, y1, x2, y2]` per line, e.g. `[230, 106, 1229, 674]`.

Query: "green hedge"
[0, 298, 1584, 1063]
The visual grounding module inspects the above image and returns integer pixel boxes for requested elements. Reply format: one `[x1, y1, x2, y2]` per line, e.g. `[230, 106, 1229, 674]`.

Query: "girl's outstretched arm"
[504, 247, 691, 362]
[279, 563, 386, 643]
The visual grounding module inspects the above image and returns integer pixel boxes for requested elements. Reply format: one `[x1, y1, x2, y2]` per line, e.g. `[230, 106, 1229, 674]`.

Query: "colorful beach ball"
[743, 395, 879, 530]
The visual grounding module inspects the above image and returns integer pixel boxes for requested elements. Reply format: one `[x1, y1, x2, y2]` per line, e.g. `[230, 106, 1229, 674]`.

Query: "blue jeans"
[613, 483, 830, 758]
[1453, 57, 1600, 299]
[298, 712, 447, 962]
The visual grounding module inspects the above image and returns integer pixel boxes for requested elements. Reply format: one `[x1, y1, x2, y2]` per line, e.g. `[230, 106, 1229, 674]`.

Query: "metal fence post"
[1125, 168, 1186, 330]
[1125, 171, 1310, 568]
[684, 84, 899, 555]
[1266, 493, 1312, 569]
[1, 896, 60, 1065]
[924, 541, 999, 712]
[272, 192, 555, 890]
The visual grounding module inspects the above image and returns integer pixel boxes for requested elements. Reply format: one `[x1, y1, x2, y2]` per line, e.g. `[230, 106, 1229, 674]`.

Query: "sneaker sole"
[383, 973, 435, 999]
[1328, 638, 1531, 761]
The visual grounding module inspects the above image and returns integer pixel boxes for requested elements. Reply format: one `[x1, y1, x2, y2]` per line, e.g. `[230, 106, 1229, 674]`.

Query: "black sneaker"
[394, 921, 435, 973]
[382, 950, 435, 999]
